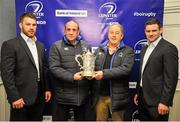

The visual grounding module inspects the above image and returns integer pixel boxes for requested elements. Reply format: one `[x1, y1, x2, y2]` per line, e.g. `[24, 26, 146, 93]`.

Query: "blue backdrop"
[15, 0, 164, 120]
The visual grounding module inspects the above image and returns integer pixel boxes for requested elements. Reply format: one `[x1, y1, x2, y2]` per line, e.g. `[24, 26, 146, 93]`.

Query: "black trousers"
[54, 103, 87, 121]
[10, 101, 44, 121]
[10, 84, 44, 121]
[138, 89, 169, 121]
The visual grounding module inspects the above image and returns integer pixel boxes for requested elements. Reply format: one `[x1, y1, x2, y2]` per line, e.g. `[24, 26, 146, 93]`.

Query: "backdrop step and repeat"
[15, 0, 164, 121]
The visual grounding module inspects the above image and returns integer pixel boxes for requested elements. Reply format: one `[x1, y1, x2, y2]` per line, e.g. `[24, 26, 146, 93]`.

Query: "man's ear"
[160, 27, 163, 34]
[19, 23, 22, 30]
[78, 30, 80, 35]
[121, 34, 124, 40]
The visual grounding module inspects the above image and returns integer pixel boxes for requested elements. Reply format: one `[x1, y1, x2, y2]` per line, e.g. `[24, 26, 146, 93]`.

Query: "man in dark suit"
[1, 12, 51, 121]
[134, 18, 179, 121]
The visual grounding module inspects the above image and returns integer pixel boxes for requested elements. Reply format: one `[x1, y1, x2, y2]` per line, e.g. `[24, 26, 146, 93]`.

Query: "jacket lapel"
[18, 36, 36, 67]
[143, 39, 163, 72]
[140, 45, 148, 73]
[36, 42, 42, 72]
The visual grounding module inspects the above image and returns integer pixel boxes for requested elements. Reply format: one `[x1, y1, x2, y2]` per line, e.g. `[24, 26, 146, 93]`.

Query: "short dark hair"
[145, 18, 162, 29]
[20, 12, 36, 23]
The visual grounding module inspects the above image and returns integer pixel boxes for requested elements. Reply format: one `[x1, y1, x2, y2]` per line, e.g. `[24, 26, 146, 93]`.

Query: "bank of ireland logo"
[25, 1, 44, 19]
[99, 2, 117, 19]
[134, 39, 147, 61]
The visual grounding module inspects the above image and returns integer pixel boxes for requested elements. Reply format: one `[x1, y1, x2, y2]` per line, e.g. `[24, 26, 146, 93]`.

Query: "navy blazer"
[1, 35, 49, 105]
[137, 38, 178, 107]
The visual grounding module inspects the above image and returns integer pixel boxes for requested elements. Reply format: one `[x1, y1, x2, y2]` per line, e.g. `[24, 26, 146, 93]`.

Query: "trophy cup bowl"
[75, 50, 96, 77]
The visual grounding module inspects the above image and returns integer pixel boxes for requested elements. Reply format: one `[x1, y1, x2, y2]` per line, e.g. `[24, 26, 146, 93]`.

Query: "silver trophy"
[75, 49, 96, 77]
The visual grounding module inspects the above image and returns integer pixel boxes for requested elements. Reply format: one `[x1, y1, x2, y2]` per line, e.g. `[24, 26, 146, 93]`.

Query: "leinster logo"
[134, 39, 147, 61]
[99, 2, 117, 19]
[25, 1, 44, 19]
[25, 1, 43, 13]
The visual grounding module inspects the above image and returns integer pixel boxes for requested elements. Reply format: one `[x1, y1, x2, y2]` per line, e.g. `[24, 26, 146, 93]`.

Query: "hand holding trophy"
[75, 49, 96, 79]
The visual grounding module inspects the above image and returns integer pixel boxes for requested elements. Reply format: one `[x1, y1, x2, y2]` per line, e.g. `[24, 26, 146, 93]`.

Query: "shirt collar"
[21, 32, 37, 43]
[107, 43, 119, 49]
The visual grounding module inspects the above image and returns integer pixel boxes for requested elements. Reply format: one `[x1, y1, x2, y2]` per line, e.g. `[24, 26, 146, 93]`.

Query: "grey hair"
[108, 22, 124, 34]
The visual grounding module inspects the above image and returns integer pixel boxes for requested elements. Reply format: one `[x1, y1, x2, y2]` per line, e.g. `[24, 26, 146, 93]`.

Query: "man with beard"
[1, 12, 51, 121]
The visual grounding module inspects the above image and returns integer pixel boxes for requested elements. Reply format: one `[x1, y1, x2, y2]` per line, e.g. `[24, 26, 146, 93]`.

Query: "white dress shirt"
[21, 33, 40, 81]
[140, 36, 162, 87]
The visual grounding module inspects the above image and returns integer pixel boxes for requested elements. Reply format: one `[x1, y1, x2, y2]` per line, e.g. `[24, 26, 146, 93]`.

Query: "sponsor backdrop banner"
[15, 0, 164, 120]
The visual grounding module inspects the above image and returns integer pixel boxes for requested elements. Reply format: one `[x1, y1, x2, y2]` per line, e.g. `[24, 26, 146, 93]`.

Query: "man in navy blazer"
[134, 18, 178, 121]
[1, 12, 51, 121]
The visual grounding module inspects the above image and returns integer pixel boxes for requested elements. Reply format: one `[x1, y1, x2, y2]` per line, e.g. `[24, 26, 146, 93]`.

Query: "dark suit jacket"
[137, 38, 178, 107]
[1, 35, 49, 105]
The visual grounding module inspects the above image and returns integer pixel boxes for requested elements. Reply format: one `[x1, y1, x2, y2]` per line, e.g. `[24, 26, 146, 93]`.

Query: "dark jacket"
[49, 37, 90, 106]
[93, 40, 134, 112]
[1, 35, 49, 105]
[137, 38, 178, 107]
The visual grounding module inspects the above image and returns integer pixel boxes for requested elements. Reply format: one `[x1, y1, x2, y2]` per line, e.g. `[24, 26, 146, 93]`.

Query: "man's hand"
[94, 71, 103, 80]
[12, 98, 25, 109]
[45, 91, 52, 102]
[73, 71, 83, 81]
[158, 103, 169, 115]
[134, 94, 138, 106]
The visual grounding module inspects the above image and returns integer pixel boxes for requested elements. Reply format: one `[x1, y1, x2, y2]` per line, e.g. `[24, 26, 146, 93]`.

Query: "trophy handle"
[75, 54, 83, 69]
